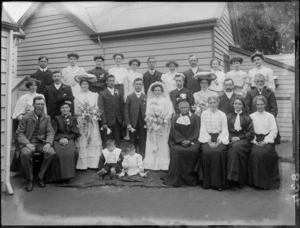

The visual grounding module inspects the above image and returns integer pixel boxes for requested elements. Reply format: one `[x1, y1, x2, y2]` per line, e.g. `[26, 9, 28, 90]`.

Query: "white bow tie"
[234, 111, 242, 131]
[176, 115, 191, 126]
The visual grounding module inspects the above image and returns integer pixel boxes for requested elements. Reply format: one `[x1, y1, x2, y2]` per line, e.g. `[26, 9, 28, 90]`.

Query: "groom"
[98, 74, 124, 148]
[124, 78, 147, 158]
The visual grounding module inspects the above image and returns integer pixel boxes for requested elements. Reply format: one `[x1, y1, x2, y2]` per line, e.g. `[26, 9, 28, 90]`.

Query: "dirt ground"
[1, 160, 296, 226]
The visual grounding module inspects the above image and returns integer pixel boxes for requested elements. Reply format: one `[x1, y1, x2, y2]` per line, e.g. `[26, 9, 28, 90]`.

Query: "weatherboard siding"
[229, 49, 295, 142]
[1, 29, 8, 191]
[17, 4, 216, 76]
[213, 5, 234, 70]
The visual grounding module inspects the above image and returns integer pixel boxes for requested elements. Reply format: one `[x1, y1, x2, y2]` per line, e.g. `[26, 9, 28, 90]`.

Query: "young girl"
[97, 139, 123, 179]
[121, 144, 149, 177]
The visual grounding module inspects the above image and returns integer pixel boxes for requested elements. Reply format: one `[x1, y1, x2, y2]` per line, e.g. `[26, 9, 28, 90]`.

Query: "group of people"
[11, 50, 280, 192]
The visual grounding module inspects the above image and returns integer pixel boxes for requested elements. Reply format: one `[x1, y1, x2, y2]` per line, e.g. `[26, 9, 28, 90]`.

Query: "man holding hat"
[248, 51, 277, 92]
[30, 56, 54, 94]
[87, 55, 109, 93]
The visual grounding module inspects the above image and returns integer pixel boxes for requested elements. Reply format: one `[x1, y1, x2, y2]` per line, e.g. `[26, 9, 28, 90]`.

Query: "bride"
[143, 82, 174, 171]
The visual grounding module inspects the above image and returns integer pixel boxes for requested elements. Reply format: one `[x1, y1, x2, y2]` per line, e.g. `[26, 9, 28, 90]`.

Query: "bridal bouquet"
[145, 102, 171, 139]
[76, 101, 101, 136]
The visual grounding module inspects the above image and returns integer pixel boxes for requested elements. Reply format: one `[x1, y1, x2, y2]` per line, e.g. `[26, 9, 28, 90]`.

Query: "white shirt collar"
[225, 91, 233, 98]
[191, 67, 198, 73]
[135, 91, 142, 97]
[107, 87, 114, 94]
[177, 87, 183, 91]
[149, 69, 155, 74]
[40, 68, 47, 72]
[54, 83, 62, 89]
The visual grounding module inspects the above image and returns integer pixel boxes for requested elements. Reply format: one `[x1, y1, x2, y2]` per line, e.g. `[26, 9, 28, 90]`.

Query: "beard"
[225, 88, 233, 92]
[35, 108, 44, 116]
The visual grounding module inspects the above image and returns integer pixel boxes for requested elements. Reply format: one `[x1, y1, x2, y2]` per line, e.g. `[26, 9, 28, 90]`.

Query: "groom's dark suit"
[98, 88, 124, 147]
[124, 92, 147, 158]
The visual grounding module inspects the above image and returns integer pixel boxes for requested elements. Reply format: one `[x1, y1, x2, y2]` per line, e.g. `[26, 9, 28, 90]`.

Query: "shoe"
[97, 169, 107, 177]
[25, 181, 33, 192]
[38, 179, 46, 188]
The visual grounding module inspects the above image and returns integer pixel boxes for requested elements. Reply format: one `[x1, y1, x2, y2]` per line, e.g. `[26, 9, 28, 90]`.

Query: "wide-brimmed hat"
[250, 51, 265, 62]
[193, 72, 217, 81]
[74, 73, 97, 83]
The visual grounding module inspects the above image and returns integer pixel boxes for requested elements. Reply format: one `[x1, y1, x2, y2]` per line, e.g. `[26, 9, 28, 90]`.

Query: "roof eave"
[18, 2, 40, 27]
[1, 22, 19, 31]
[229, 45, 295, 72]
[92, 19, 218, 39]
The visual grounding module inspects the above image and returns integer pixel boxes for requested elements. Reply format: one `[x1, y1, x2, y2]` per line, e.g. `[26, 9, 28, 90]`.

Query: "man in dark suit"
[98, 74, 124, 147]
[124, 78, 147, 158]
[15, 96, 56, 192]
[182, 55, 205, 94]
[43, 71, 74, 119]
[30, 56, 54, 94]
[143, 56, 162, 95]
[245, 73, 278, 117]
[170, 74, 194, 114]
[218, 78, 238, 115]
[87, 55, 108, 93]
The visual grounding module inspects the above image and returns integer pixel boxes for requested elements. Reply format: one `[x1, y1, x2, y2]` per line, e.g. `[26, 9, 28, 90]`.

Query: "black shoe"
[25, 181, 33, 192]
[38, 179, 46, 188]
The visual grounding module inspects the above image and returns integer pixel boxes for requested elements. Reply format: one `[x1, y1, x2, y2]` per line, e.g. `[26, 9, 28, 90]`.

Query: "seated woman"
[194, 96, 229, 190]
[49, 97, 80, 182]
[248, 95, 279, 190]
[227, 96, 254, 188]
[162, 99, 200, 187]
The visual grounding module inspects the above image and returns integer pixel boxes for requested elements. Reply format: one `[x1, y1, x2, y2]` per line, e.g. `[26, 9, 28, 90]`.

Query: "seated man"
[14, 96, 56, 192]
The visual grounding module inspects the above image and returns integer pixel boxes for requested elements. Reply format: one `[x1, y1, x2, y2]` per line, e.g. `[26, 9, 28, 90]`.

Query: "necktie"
[234, 111, 242, 131]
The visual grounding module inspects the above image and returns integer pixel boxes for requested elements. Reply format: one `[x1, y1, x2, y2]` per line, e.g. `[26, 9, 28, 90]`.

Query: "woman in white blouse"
[123, 58, 144, 101]
[61, 53, 86, 94]
[194, 96, 229, 190]
[208, 59, 226, 96]
[161, 60, 183, 93]
[248, 95, 279, 190]
[13, 78, 47, 120]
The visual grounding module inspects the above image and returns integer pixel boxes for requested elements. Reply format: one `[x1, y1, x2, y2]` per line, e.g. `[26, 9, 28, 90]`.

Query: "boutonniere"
[114, 89, 119, 96]
[176, 93, 187, 101]
[62, 93, 67, 97]
[61, 85, 65, 89]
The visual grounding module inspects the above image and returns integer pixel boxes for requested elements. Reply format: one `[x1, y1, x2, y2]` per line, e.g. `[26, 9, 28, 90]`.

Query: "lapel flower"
[180, 93, 187, 99]
[114, 89, 119, 96]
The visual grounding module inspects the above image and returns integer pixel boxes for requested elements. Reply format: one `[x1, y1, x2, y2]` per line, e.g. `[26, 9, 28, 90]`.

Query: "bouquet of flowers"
[192, 99, 208, 116]
[76, 101, 101, 137]
[145, 101, 171, 147]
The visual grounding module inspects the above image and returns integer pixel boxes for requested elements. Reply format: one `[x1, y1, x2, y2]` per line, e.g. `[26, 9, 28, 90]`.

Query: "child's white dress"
[122, 153, 143, 176]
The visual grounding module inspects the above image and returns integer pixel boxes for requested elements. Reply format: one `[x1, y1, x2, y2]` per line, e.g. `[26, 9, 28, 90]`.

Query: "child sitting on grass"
[120, 144, 149, 177]
[97, 139, 123, 179]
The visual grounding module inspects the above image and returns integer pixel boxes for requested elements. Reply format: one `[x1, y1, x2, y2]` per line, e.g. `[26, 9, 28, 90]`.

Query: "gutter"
[91, 19, 218, 40]
[5, 29, 14, 195]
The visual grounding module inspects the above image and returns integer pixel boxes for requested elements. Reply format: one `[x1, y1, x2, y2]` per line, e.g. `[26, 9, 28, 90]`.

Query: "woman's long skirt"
[194, 143, 228, 189]
[248, 143, 280, 190]
[227, 139, 251, 185]
[163, 143, 200, 187]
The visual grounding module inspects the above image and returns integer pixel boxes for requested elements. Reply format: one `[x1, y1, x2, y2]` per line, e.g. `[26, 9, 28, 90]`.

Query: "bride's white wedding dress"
[143, 82, 174, 170]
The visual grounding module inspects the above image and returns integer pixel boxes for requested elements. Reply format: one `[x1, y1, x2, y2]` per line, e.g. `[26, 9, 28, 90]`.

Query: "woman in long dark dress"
[50, 98, 80, 181]
[162, 99, 200, 187]
[227, 96, 254, 188]
[194, 95, 229, 190]
[248, 95, 279, 190]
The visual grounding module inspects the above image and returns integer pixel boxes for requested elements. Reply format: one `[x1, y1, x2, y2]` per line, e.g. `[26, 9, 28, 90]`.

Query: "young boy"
[97, 139, 123, 179]
[121, 144, 149, 177]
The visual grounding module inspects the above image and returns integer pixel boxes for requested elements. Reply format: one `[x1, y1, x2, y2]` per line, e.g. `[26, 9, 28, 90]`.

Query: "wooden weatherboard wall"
[1, 29, 8, 190]
[229, 48, 295, 142]
[17, 4, 218, 76]
[213, 5, 234, 69]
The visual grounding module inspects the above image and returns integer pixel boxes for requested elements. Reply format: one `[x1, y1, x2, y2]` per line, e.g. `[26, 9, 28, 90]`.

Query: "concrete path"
[1, 160, 296, 226]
